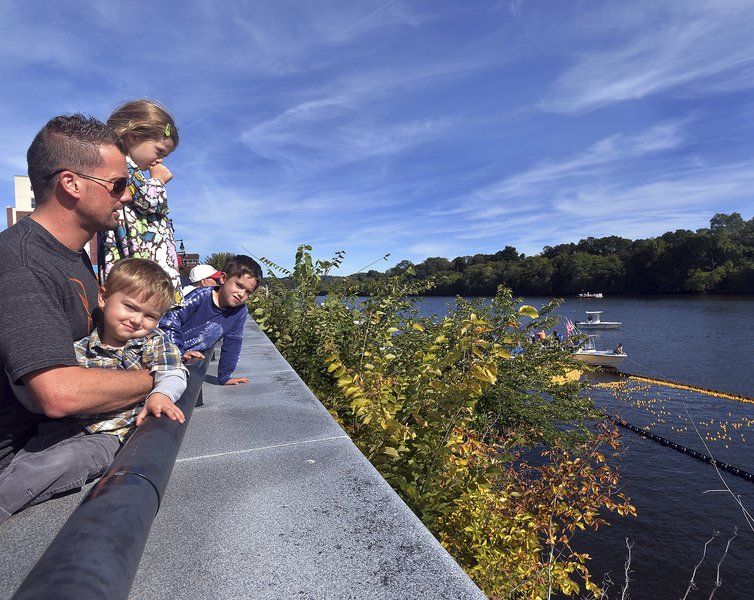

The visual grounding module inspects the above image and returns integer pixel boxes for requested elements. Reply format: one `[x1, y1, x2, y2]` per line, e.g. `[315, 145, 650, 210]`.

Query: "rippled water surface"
[416, 295, 754, 599]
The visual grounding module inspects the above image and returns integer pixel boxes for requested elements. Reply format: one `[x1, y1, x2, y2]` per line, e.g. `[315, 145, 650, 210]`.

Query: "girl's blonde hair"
[107, 99, 179, 147]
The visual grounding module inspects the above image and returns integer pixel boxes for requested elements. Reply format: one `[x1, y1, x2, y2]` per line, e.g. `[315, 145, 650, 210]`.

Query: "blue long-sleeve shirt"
[159, 287, 247, 384]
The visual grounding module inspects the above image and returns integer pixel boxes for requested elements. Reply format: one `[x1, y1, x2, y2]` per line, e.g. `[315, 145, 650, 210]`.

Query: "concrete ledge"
[0, 321, 485, 599]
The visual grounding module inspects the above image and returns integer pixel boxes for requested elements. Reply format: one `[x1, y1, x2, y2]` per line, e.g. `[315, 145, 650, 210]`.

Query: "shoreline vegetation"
[228, 213, 752, 298]
[244, 245, 636, 598]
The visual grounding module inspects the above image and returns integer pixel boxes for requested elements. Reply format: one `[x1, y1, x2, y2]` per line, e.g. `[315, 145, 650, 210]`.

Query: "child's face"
[216, 274, 258, 308]
[98, 288, 166, 347]
[127, 136, 175, 171]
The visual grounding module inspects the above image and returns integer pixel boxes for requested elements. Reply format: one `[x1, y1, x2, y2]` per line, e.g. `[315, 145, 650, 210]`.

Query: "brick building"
[182, 252, 200, 271]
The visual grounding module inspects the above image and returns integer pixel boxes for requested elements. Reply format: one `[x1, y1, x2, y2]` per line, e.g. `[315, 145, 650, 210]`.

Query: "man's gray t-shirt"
[0, 217, 98, 468]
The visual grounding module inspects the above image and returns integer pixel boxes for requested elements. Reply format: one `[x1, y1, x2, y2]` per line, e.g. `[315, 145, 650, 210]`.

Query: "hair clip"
[163, 123, 172, 137]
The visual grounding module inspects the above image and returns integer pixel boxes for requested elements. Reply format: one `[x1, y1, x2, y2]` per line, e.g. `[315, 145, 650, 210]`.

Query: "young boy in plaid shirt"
[0, 259, 186, 521]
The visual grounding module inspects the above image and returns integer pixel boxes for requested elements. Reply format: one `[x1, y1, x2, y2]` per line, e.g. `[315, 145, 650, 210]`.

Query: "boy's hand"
[149, 162, 173, 185]
[224, 377, 249, 385]
[136, 393, 185, 427]
[182, 350, 205, 363]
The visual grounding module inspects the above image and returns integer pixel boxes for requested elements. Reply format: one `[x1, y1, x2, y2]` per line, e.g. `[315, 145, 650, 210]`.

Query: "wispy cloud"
[541, 1, 754, 113]
[244, 103, 455, 173]
[409, 118, 750, 255]
[433, 120, 686, 221]
[556, 161, 754, 219]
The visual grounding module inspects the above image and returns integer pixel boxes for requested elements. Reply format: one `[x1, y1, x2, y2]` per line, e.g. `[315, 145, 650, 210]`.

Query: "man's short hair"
[27, 114, 127, 204]
[103, 258, 175, 314]
[224, 255, 263, 285]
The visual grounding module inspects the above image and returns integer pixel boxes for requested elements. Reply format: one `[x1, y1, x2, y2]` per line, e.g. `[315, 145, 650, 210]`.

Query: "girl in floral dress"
[99, 99, 183, 303]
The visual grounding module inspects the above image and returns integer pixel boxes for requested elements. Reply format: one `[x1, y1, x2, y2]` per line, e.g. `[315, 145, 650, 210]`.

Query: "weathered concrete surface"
[0, 322, 485, 599]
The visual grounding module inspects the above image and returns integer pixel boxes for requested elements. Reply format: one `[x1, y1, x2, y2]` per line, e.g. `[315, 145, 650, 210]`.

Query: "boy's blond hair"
[104, 258, 175, 314]
[107, 99, 179, 147]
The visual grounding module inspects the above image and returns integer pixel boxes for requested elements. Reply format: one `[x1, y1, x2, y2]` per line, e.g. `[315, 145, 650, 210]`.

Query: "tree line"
[327, 213, 754, 296]
[205, 213, 753, 296]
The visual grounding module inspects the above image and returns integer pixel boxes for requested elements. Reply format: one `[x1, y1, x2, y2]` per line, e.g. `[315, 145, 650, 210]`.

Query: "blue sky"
[1, 0, 753, 273]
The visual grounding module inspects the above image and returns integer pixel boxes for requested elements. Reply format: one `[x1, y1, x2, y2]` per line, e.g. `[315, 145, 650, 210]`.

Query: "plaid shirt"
[75, 327, 187, 441]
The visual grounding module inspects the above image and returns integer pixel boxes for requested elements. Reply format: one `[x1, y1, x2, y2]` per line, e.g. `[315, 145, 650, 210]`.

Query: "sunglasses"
[45, 169, 130, 196]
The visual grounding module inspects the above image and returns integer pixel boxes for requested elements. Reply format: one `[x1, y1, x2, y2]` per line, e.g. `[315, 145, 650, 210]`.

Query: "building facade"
[6, 176, 34, 227]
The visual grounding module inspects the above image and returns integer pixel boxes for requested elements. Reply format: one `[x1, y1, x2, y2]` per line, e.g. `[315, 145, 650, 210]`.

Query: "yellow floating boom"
[596, 370, 754, 404]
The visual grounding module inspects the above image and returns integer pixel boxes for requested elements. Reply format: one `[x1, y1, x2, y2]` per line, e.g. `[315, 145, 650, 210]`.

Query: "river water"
[415, 295, 754, 599]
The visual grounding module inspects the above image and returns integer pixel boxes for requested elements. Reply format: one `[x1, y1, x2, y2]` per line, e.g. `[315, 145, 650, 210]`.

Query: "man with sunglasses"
[0, 114, 155, 483]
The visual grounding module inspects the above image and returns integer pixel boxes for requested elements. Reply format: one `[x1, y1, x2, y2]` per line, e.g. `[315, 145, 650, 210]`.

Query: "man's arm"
[21, 365, 153, 418]
[0, 267, 149, 418]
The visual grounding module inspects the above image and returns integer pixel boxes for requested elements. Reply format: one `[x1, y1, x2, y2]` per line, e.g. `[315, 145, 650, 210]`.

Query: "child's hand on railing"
[182, 350, 205, 363]
[224, 377, 250, 385]
[136, 393, 185, 426]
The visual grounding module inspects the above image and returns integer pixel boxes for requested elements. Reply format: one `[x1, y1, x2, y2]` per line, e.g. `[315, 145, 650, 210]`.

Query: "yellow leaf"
[471, 365, 496, 384]
[411, 323, 425, 332]
[517, 305, 539, 318]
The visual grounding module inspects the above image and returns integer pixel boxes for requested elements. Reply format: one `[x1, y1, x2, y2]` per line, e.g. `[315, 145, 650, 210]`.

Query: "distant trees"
[203, 252, 234, 271]
[317, 212, 754, 296]
[210, 213, 753, 296]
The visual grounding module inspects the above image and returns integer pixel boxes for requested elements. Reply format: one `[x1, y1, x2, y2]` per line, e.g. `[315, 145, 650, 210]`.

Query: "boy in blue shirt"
[160, 255, 263, 385]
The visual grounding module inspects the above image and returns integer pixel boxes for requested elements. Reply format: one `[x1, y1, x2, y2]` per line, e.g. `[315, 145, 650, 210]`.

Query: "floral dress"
[98, 156, 183, 303]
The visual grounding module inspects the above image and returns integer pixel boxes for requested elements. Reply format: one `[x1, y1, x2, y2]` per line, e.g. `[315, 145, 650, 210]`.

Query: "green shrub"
[252, 245, 635, 598]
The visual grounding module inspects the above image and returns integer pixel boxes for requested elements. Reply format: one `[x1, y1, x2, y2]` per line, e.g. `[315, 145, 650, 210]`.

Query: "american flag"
[565, 318, 575, 337]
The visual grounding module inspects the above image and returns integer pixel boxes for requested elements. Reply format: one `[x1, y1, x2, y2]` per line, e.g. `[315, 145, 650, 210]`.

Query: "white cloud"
[555, 162, 754, 218]
[435, 120, 686, 221]
[242, 90, 458, 173]
[411, 120, 752, 255]
[541, 1, 754, 113]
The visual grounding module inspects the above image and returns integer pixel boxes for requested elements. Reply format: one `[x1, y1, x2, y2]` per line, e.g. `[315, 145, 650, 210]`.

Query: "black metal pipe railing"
[613, 416, 754, 483]
[11, 349, 214, 600]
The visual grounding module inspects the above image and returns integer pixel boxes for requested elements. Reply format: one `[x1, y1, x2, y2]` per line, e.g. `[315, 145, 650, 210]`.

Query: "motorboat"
[578, 292, 603, 298]
[575, 311, 621, 329]
[572, 336, 626, 368]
